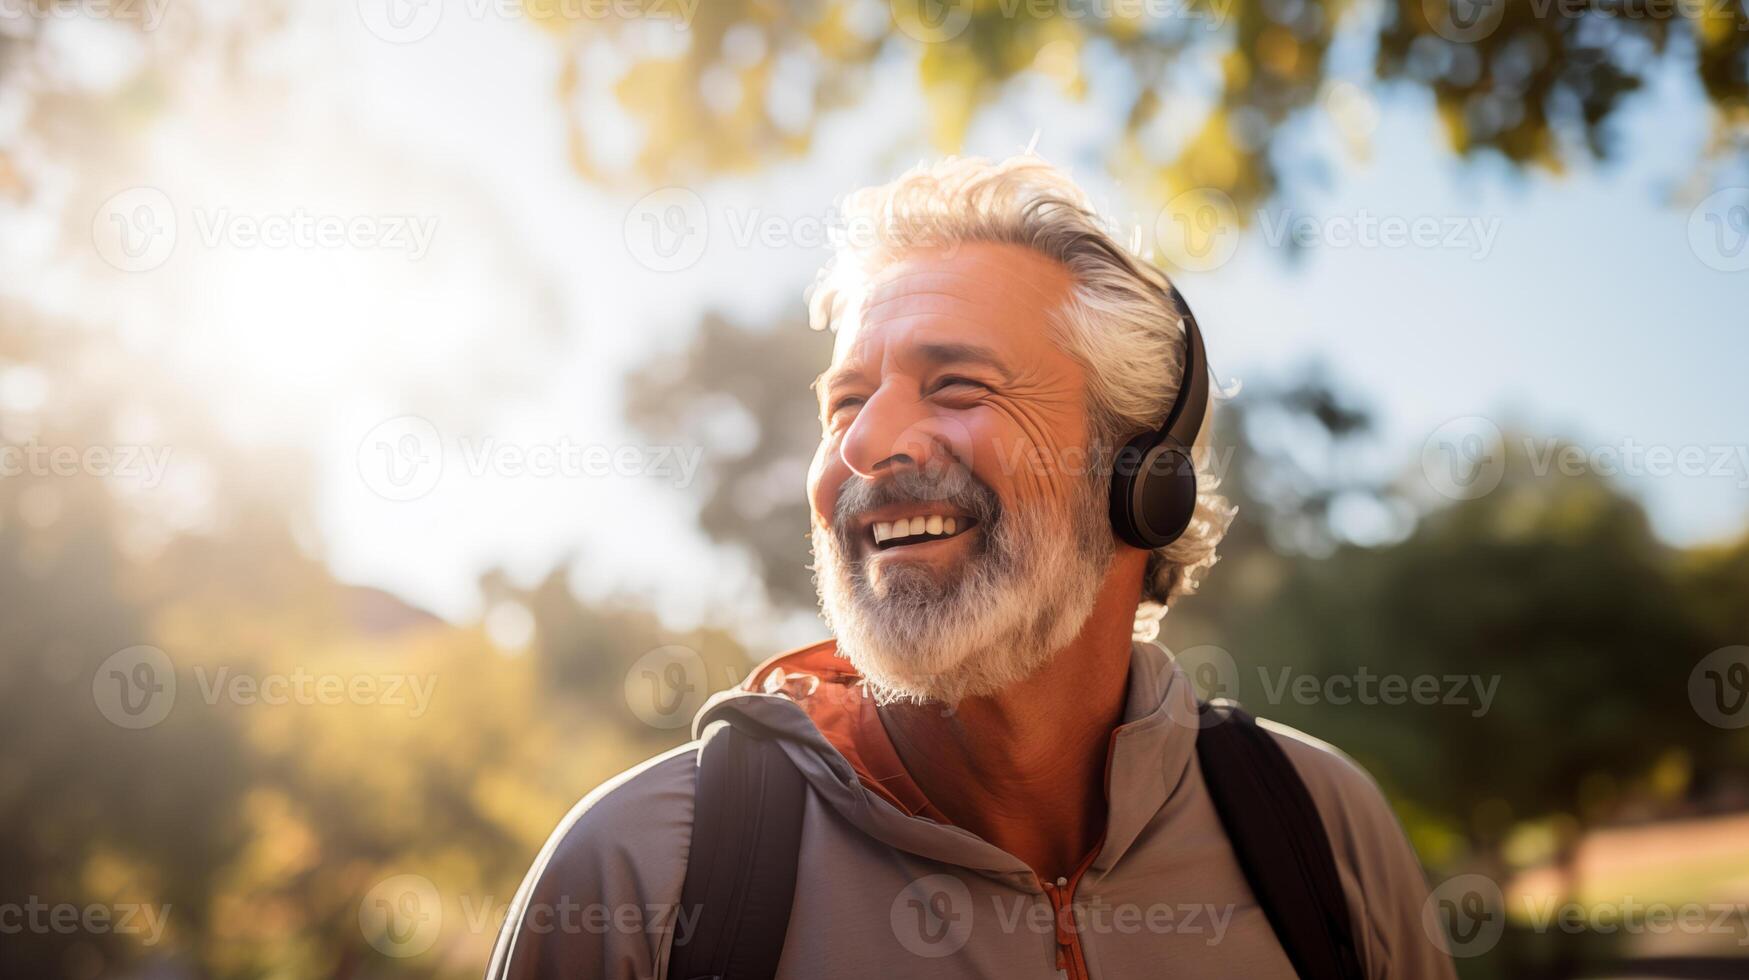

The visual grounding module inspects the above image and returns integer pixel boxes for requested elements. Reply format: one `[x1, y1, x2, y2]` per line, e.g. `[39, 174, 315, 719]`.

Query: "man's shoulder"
[1257, 720, 1395, 827]
[536, 742, 700, 875]
[506, 742, 700, 921]
[489, 746, 702, 977]
[1257, 718, 1419, 873]
[1257, 719, 1455, 977]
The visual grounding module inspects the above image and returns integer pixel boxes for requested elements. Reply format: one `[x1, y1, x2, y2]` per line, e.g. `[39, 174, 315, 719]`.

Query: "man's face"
[808, 242, 1117, 705]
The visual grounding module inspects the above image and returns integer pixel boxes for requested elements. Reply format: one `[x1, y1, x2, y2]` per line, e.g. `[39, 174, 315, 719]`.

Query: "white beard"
[810, 462, 1114, 707]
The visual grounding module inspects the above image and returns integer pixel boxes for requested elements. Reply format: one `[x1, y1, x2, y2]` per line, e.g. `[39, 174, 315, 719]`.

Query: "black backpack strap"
[1196, 699, 1365, 980]
[667, 721, 806, 980]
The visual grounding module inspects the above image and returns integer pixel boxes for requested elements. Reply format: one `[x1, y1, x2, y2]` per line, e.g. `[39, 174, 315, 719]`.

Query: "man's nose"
[838, 387, 953, 480]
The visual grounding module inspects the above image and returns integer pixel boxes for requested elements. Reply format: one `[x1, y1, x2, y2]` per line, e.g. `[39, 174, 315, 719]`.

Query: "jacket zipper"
[1041, 875, 1079, 980]
[1044, 726, 1123, 980]
[1039, 844, 1099, 980]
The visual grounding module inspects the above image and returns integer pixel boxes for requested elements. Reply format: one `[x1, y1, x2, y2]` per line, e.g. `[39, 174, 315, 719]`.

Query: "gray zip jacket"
[487, 640, 1457, 979]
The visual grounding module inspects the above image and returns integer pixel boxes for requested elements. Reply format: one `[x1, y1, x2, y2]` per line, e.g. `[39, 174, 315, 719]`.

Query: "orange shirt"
[745, 641, 953, 825]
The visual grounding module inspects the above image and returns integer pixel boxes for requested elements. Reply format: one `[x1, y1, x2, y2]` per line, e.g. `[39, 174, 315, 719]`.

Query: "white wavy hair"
[805, 154, 1237, 640]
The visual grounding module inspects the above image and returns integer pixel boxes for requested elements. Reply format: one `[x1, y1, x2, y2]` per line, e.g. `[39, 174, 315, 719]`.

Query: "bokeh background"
[3, 0, 1748, 976]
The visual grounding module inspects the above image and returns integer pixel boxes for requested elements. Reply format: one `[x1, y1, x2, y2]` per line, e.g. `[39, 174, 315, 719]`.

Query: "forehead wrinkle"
[859, 307, 1025, 332]
[853, 306, 1064, 374]
[859, 291, 1065, 337]
[865, 264, 1073, 310]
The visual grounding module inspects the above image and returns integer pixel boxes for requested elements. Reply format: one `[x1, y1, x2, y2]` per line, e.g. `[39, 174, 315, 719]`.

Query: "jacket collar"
[694, 639, 1199, 883]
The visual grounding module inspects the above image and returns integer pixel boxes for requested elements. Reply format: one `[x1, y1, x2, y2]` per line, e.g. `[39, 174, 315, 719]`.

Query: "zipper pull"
[1051, 877, 1074, 942]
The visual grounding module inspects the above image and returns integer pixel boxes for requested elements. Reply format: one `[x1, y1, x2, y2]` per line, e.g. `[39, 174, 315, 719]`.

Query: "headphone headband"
[1105, 277, 1212, 550]
[1158, 283, 1209, 451]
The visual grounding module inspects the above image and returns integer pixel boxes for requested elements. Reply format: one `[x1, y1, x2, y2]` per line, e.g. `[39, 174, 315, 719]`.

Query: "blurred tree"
[4, 0, 1744, 229]
[1230, 438, 1708, 835]
[545, 0, 1749, 218]
[0, 310, 251, 977]
[1223, 441, 1739, 978]
[627, 313, 835, 610]
[1674, 532, 1749, 783]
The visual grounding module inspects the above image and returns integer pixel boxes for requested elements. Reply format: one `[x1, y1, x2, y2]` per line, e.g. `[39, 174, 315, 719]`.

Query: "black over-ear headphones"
[1108, 282, 1210, 550]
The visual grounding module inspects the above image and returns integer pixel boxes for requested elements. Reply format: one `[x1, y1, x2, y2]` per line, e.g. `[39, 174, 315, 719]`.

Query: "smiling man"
[488, 157, 1456, 979]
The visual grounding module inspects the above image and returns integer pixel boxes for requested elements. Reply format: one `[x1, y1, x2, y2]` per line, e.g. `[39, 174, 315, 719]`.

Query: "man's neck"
[878, 576, 1142, 882]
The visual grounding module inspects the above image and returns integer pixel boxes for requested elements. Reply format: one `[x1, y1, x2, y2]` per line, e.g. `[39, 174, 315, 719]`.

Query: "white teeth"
[872, 515, 968, 546]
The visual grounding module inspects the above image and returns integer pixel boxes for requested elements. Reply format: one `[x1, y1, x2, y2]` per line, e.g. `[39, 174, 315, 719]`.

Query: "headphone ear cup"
[1109, 435, 1199, 549]
[1146, 444, 1199, 546]
[1108, 431, 1158, 549]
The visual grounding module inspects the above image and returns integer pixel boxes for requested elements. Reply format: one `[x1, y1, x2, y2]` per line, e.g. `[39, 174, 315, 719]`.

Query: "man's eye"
[933, 376, 989, 394]
[829, 396, 865, 416]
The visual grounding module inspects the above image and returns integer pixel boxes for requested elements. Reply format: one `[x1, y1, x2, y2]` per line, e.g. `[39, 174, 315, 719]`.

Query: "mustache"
[831, 463, 1001, 539]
